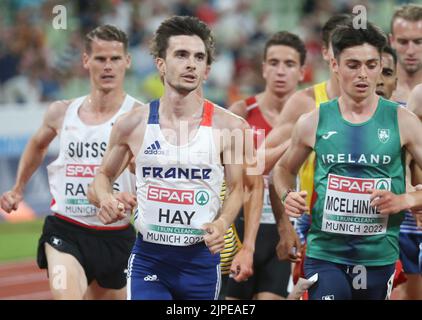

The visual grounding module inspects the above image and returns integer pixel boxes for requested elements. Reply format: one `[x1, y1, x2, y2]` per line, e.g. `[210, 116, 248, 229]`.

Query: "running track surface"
[0, 259, 52, 300]
[0, 260, 403, 300]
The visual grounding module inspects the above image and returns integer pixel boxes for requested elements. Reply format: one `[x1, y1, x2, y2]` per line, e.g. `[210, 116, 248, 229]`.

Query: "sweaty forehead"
[392, 17, 422, 36]
[167, 35, 206, 53]
[340, 44, 380, 61]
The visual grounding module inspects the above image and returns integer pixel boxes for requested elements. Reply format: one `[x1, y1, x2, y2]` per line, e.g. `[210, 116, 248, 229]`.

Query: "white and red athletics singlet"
[47, 95, 137, 229]
[134, 99, 224, 246]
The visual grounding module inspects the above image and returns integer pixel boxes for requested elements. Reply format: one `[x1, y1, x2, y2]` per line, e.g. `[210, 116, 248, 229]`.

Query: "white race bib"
[322, 174, 389, 235]
[140, 185, 212, 246]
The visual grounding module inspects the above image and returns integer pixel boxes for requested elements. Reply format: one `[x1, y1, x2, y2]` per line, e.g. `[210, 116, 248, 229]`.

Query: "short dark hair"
[150, 16, 215, 65]
[263, 31, 307, 66]
[321, 13, 354, 48]
[85, 25, 128, 54]
[391, 4, 422, 34]
[382, 45, 397, 66]
[331, 21, 387, 60]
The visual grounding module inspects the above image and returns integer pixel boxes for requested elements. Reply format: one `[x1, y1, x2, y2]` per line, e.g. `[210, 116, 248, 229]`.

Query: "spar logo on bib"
[147, 186, 194, 204]
[147, 186, 210, 206]
[66, 164, 99, 177]
[328, 175, 391, 193]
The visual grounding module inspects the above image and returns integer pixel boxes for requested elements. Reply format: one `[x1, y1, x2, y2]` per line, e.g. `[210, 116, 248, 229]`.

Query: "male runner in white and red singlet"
[0, 25, 139, 300]
[88, 16, 248, 300]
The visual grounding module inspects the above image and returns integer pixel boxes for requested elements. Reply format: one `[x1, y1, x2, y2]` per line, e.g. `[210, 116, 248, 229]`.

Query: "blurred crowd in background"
[0, 0, 417, 107]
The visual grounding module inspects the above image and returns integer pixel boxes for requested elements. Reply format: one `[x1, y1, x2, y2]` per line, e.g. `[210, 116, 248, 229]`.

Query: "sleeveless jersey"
[308, 97, 405, 266]
[134, 100, 224, 246]
[298, 82, 329, 213]
[244, 96, 274, 224]
[47, 95, 137, 229]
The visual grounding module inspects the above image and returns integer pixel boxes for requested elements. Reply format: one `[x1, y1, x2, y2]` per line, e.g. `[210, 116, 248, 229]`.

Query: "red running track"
[0, 260, 52, 300]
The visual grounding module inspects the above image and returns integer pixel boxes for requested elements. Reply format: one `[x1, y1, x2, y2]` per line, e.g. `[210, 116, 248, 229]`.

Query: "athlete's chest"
[316, 123, 400, 167]
[158, 118, 203, 146]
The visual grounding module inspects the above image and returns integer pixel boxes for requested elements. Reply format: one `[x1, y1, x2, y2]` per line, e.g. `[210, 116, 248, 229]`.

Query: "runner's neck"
[160, 90, 204, 122]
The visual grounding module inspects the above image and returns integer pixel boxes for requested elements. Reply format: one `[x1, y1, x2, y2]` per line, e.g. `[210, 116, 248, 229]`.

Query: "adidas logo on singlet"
[144, 140, 164, 155]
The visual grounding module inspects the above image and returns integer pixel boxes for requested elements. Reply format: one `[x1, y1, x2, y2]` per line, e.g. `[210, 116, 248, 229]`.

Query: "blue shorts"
[399, 231, 422, 274]
[304, 257, 395, 300]
[127, 234, 221, 300]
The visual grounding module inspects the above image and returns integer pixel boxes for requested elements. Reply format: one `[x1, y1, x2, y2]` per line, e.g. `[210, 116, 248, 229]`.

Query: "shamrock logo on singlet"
[195, 191, 209, 206]
[378, 129, 390, 144]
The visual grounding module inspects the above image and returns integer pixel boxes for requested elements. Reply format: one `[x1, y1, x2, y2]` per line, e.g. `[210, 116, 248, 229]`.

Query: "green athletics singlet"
[307, 96, 405, 266]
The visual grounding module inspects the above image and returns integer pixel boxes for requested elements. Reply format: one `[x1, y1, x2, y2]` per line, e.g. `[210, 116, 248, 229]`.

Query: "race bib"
[141, 185, 212, 246]
[322, 174, 390, 235]
[60, 164, 100, 217]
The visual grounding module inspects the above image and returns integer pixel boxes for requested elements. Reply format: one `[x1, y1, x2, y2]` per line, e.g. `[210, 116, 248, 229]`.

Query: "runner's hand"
[114, 192, 137, 212]
[202, 218, 226, 254]
[97, 194, 127, 225]
[0, 190, 23, 213]
[369, 189, 409, 215]
[277, 221, 302, 263]
[229, 247, 253, 282]
[284, 191, 309, 218]
[410, 185, 422, 226]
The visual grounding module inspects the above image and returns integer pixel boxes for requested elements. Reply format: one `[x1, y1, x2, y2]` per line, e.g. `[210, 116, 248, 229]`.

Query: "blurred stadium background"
[0, 0, 420, 299]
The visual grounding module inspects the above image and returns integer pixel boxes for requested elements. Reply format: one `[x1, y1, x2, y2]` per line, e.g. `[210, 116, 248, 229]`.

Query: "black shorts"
[37, 215, 136, 290]
[226, 218, 291, 298]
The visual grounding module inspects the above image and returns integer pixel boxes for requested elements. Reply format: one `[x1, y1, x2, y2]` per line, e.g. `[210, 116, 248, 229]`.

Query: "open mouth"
[101, 75, 115, 80]
[376, 90, 385, 97]
[356, 83, 368, 88]
[355, 83, 369, 91]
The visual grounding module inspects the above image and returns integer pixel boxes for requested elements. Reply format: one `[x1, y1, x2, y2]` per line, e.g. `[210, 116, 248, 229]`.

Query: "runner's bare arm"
[0, 100, 68, 213]
[228, 99, 263, 279]
[268, 177, 302, 262]
[258, 90, 314, 173]
[273, 110, 317, 218]
[203, 117, 247, 254]
[399, 107, 422, 207]
[229, 167, 263, 281]
[241, 169, 263, 253]
[407, 83, 422, 122]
